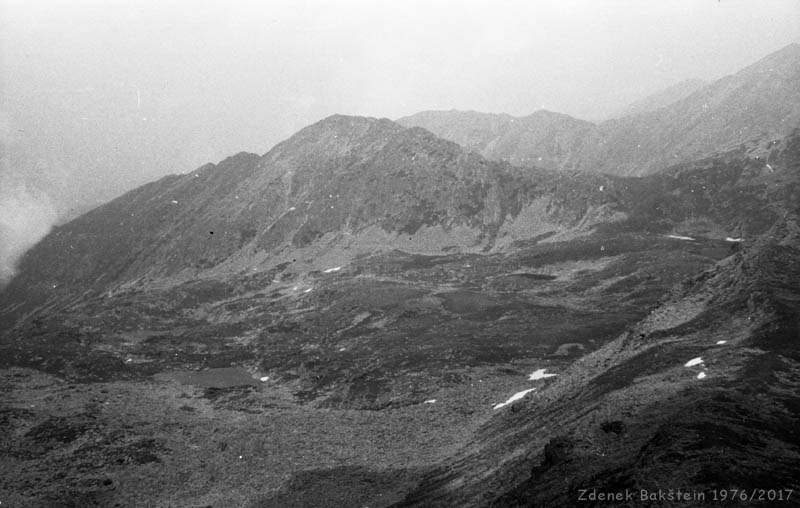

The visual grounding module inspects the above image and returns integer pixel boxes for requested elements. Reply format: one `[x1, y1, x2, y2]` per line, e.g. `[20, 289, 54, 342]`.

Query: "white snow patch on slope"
[666, 234, 695, 241]
[716, 340, 727, 345]
[493, 388, 536, 409]
[684, 357, 704, 367]
[697, 372, 707, 380]
[725, 237, 744, 242]
[423, 399, 437, 404]
[323, 266, 342, 273]
[528, 369, 556, 381]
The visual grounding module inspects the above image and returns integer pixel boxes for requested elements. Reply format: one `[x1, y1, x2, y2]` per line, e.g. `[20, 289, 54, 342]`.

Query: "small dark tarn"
[109, 438, 166, 465]
[24, 415, 94, 444]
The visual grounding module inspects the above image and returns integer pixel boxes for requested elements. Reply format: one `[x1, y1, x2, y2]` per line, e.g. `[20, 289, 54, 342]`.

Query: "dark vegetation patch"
[253, 466, 424, 508]
[586, 342, 689, 397]
[0, 330, 140, 383]
[39, 489, 119, 508]
[25, 415, 95, 445]
[74, 437, 168, 467]
[109, 438, 166, 465]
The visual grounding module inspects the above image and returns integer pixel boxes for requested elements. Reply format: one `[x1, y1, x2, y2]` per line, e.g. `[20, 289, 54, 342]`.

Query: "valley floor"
[0, 232, 740, 506]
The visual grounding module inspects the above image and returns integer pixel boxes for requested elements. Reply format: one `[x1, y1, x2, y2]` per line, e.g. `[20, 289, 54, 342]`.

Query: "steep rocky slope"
[613, 129, 800, 238]
[0, 115, 623, 331]
[400, 43, 800, 176]
[592, 43, 800, 175]
[392, 211, 800, 508]
[3, 120, 800, 335]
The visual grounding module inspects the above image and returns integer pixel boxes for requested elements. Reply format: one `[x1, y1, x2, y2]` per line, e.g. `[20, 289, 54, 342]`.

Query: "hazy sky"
[1, 0, 799, 216]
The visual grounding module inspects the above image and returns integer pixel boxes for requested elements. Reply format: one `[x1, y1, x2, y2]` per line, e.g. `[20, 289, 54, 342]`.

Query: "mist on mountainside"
[0, 177, 57, 286]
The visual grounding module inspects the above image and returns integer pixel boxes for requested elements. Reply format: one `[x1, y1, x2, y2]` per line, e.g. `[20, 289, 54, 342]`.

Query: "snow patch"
[697, 372, 707, 380]
[323, 266, 342, 273]
[684, 357, 704, 367]
[716, 340, 727, 345]
[259, 376, 269, 382]
[725, 237, 744, 243]
[666, 234, 695, 241]
[303, 288, 312, 293]
[493, 388, 536, 409]
[528, 369, 556, 381]
[423, 399, 437, 404]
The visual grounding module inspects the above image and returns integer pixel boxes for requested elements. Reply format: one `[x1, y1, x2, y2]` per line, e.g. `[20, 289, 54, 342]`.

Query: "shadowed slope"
[391, 212, 800, 508]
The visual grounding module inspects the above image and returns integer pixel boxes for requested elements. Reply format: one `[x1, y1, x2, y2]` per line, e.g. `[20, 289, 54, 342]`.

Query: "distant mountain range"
[398, 109, 597, 172]
[400, 43, 800, 176]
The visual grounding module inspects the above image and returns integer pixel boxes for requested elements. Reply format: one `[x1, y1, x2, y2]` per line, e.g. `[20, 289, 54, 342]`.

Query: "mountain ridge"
[612, 78, 708, 119]
[3, 121, 799, 334]
[0, 116, 622, 330]
[400, 43, 800, 176]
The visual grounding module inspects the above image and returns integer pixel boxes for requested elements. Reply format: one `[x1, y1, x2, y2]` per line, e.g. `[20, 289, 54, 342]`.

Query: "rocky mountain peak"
[263, 114, 403, 164]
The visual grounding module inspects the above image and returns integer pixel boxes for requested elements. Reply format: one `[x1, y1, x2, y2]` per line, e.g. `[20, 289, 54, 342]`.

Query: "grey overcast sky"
[1, 0, 799, 215]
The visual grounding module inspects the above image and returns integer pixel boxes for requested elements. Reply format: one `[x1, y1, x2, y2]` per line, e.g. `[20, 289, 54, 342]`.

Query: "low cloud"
[0, 179, 57, 286]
